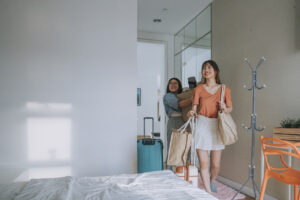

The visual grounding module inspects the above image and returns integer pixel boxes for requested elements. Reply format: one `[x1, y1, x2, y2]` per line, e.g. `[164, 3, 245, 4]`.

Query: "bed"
[0, 170, 217, 200]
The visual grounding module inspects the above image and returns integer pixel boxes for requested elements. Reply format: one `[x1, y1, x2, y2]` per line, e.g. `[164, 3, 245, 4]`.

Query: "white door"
[137, 41, 165, 145]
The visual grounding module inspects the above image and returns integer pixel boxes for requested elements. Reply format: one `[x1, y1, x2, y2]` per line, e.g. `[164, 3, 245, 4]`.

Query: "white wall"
[212, 0, 300, 199]
[0, 0, 137, 182]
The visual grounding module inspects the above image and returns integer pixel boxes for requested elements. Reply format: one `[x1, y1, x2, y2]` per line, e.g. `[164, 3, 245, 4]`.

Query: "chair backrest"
[260, 136, 300, 170]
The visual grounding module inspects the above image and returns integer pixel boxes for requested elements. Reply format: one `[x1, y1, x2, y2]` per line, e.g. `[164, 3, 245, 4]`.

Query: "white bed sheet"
[0, 170, 217, 200]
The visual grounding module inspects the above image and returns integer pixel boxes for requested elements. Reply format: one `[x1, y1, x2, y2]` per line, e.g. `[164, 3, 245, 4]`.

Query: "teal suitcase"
[137, 117, 163, 173]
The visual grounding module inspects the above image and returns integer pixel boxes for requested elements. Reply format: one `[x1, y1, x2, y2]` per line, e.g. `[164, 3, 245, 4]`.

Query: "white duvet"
[0, 170, 217, 200]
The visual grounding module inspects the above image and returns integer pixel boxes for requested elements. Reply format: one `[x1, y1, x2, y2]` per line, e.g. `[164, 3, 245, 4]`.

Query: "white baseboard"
[216, 176, 278, 200]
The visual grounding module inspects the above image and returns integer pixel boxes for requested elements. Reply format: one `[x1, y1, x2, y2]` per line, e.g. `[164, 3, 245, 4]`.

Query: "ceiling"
[137, 0, 212, 35]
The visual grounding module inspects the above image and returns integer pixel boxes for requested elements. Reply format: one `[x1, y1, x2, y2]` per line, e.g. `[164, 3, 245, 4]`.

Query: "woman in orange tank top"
[189, 60, 232, 194]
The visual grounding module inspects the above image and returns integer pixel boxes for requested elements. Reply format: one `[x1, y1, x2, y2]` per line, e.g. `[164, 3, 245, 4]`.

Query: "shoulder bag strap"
[220, 84, 226, 104]
[177, 117, 192, 134]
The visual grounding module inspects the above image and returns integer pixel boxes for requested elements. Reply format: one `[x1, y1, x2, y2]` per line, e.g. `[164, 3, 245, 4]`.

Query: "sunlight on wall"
[27, 118, 71, 161]
[26, 102, 72, 112]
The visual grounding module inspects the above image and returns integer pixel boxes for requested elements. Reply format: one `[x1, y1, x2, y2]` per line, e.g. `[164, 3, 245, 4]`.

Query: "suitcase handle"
[143, 117, 154, 140]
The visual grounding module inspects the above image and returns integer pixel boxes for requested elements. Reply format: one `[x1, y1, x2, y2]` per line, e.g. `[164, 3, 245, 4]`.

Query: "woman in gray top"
[163, 78, 192, 170]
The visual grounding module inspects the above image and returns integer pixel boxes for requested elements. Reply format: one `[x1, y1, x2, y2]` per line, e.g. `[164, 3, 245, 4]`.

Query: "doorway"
[137, 40, 166, 157]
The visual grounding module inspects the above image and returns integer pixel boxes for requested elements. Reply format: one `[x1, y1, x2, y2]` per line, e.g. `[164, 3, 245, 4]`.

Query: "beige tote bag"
[217, 84, 238, 145]
[175, 117, 199, 187]
[167, 118, 193, 166]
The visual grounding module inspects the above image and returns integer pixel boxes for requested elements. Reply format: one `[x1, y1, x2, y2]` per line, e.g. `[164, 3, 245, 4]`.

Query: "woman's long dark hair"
[166, 77, 183, 94]
[200, 60, 222, 84]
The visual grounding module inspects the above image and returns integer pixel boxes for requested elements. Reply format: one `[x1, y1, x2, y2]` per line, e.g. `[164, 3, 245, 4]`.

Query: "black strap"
[143, 117, 154, 144]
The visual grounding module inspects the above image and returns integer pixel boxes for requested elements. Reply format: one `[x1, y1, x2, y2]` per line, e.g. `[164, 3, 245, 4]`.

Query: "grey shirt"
[163, 93, 181, 117]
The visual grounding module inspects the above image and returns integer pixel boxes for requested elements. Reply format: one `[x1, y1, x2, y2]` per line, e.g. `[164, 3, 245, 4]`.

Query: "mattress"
[0, 170, 217, 200]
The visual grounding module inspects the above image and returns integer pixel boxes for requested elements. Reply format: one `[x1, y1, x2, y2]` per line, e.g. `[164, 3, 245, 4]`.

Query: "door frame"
[137, 38, 168, 160]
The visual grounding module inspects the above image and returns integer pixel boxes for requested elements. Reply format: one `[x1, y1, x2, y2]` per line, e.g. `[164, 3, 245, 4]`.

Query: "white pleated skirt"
[195, 115, 225, 150]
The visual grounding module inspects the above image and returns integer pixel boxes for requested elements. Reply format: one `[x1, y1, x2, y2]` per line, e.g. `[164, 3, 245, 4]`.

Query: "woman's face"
[202, 63, 216, 80]
[168, 79, 179, 93]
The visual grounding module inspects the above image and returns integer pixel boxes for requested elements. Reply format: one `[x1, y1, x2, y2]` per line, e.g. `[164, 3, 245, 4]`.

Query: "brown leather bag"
[177, 89, 193, 122]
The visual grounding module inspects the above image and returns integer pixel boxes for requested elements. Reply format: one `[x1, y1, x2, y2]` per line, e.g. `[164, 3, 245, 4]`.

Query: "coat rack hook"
[242, 123, 252, 131]
[244, 58, 254, 71]
[243, 84, 253, 91]
[255, 125, 266, 132]
[256, 83, 266, 90]
[256, 57, 266, 70]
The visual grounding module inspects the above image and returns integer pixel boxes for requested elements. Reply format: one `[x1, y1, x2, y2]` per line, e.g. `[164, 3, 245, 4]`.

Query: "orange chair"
[260, 136, 300, 200]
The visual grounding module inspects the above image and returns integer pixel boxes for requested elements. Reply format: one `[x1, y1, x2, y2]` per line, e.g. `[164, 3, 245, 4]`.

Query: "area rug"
[198, 175, 246, 200]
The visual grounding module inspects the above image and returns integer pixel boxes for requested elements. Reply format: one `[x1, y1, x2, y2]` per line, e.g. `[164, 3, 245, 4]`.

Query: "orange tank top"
[193, 84, 232, 118]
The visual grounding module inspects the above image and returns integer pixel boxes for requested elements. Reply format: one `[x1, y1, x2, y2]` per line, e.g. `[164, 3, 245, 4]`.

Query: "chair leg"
[259, 174, 269, 200]
[295, 185, 299, 200]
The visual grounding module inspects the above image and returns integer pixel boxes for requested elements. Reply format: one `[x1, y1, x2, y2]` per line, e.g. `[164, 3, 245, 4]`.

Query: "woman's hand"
[217, 101, 227, 112]
[217, 101, 232, 114]
[187, 110, 196, 118]
[188, 105, 198, 118]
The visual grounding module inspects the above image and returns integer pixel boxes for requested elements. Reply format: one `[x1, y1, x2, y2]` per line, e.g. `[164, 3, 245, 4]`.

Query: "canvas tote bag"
[167, 118, 193, 166]
[175, 117, 199, 187]
[217, 84, 238, 145]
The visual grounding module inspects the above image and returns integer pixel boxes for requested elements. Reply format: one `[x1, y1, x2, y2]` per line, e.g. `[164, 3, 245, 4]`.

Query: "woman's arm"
[187, 87, 199, 117]
[192, 104, 197, 113]
[218, 101, 232, 114]
[178, 98, 192, 108]
[187, 104, 198, 117]
[224, 105, 233, 114]
[220, 87, 233, 114]
[163, 93, 180, 110]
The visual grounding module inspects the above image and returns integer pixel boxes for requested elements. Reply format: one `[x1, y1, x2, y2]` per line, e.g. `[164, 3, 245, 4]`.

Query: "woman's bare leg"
[197, 149, 211, 193]
[210, 150, 222, 182]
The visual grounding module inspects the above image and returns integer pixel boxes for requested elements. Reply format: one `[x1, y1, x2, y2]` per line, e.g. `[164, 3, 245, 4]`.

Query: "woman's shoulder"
[164, 92, 178, 100]
[195, 84, 204, 90]
[222, 84, 231, 93]
[164, 92, 176, 97]
[193, 84, 205, 94]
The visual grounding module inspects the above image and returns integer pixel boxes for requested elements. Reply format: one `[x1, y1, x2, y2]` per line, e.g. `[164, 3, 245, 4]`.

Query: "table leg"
[288, 148, 292, 200]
